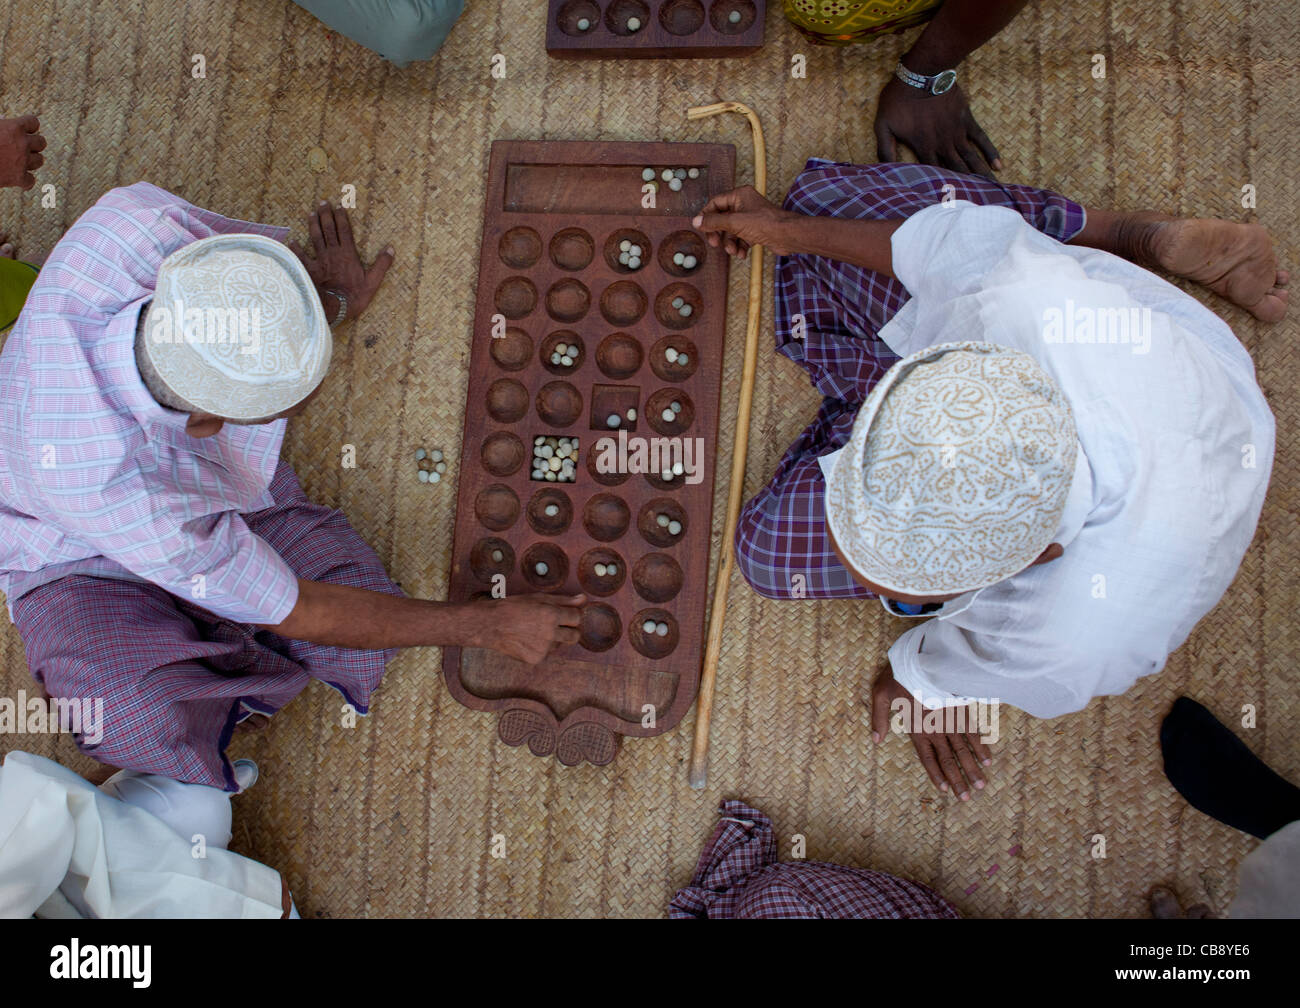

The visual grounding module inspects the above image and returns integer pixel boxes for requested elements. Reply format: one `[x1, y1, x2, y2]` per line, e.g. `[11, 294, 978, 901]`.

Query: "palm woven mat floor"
[1, 0, 1296, 918]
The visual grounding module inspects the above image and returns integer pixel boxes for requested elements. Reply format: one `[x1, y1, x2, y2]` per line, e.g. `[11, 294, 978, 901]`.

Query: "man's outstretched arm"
[262, 578, 585, 666]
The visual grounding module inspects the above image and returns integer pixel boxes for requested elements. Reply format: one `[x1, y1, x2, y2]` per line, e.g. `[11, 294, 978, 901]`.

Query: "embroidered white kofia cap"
[138, 234, 330, 422]
[825, 341, 1077, 596]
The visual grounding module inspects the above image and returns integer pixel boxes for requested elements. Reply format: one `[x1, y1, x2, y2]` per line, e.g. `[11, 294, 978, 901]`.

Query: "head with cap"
[135, 234, 331, 437]
[825, 341, 1077, 603]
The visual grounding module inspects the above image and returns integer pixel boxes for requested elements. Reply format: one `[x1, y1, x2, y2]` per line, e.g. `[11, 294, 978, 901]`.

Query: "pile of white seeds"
[671, 250, 699, 271]
[669, 295, 694, 319]
[659, 400, 684, 424]
[549, 340, 578, 368]
[641, 166, 699, 193]
[654, 512, 684, 537]
[641, 618, 670, 637]
[592, 561, 619, 577]
[414, 447, 448, 484]
[532, 435, 578, 482]
[664, 346, 689, 367]
[616, 239, 644, 271]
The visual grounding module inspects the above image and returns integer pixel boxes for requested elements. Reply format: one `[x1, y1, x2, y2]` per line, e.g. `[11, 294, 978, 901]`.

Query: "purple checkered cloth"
[670, 800, 960, 919]
[734, 161, 1086, 600]
[11, 460, 401, 791]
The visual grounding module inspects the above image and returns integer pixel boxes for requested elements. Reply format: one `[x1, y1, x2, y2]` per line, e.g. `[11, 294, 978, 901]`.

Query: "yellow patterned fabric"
[0, 257, 38, 333]
[783, 0, 942, 44]
[825, 341, 1077, 596]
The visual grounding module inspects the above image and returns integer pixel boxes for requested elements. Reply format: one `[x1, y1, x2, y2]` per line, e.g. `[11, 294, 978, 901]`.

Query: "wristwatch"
[894, 61, 958, 95]
[325, 289, 348, 327]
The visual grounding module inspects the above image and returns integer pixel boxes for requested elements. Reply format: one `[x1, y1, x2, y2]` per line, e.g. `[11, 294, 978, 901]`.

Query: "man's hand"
[471, 593, 586, 665]
[289, 200, 394, 322]
[870, 664, 992, 800]
[692, 185, 798, 259]
[0, 116, 46, 190]
[874, 77, 1001, 179]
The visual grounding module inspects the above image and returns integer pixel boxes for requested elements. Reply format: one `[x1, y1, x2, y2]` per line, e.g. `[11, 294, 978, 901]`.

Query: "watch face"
[931, 69, 957, 94]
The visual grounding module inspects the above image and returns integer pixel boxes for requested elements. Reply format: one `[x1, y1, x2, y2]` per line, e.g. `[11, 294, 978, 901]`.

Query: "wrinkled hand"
[474, 593, 586, 666]
[870, 664, 992, 800]
[0, 116, 46, 190]
[874, 77, 1001, 178]
[289, 201, 394, 322]
[692, 185, 797, 259]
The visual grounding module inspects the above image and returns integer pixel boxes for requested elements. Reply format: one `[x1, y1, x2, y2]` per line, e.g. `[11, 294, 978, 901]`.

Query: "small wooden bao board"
[547, 0, 765, 59]
[443, 139, 734, 766]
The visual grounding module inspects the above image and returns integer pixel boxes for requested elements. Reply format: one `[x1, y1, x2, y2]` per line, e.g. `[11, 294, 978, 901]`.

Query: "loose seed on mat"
[417, 470, 429, 483]
[415, 449, 426, 461]
[429, 472, 441, 484]
[431, 450, 443, 462]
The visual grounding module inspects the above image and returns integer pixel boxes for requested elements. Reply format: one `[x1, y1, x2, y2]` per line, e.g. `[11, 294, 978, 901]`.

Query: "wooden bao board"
[443, 139, 735, 766]
[546, 0, 765, 59]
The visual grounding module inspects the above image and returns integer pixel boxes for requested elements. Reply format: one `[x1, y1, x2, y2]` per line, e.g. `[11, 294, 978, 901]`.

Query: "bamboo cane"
[684, 101, 766, 790]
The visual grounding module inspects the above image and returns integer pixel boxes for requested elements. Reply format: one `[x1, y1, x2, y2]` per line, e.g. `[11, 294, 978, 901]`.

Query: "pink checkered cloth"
[670, 801, 960, 919]
[12, 461, 401, 791]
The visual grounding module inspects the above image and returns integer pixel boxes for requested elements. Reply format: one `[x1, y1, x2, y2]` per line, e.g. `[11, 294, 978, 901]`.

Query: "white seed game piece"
[672, 461, 684, 476]
[665, 347, 679, 363]
[642, 619, 657, 634]
[641, 168, 655, 181]
[535, 562, 549, 576]
[671, 296, 684, 309]
[656, 513, 670, 528]
[674, 168, 686, 180]
[628, 256, 641, 269]
[670, 401, 682, 413]
[435, 461, 447, 473]
[661, 408, 676, 423]
[673, 252, 685, 266]
[682, 255, 697, 269]
[729, 9, 742, 23]
[535, 435, 545, 446]
[661, 468, 674, 481]
[661, 169, 673, 182]
[619, 239, 631, 252]
[594, 562, 607, 577]
[618, 251, 630, 265]
[679, 304, 693, 318]
[627, 16, 641, 31]
[429, 471, 441, 483]
[417, 470, 429, 483]
[606, 564, 617, 576]
[668, 178, 682, 192]
[677, 353, 689, 365]
[415, 449, 426, 461]
[551, 352, 562, 365]
[655, 621, 669, 636]
[491, 549, 504, 563]
[688, 167, 700, 179]
[544, 504, 559, 517]
[549, 457, 562, 471]
[606, 414, 621, 428]
[629, 245, 641, 257]
[578, 17, 591, 31]
[668, 520, 682, 535]
[431, 450, 443, 462]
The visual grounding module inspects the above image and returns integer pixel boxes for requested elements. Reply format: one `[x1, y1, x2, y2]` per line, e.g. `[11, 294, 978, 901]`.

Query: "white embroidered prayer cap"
[825, 341, 1077, 597]
[137, 234, 330, 422]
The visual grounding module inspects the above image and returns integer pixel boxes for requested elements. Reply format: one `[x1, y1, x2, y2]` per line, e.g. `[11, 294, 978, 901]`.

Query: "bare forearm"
[780, 213, 904, 276]
[261, 578, 483, 650]
[904, 0, 1029, 73]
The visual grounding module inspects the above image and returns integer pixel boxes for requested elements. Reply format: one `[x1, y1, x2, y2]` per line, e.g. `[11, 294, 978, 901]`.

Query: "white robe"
[825, 202, 1273, 718]
[0, 751, 284, 918]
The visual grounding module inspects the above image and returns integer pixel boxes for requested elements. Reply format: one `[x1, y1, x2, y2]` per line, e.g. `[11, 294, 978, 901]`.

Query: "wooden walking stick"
[685, 101, 766, 790]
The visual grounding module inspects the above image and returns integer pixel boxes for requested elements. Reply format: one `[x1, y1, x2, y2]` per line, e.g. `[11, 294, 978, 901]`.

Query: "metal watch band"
[326, 289, 348, 327]
[894, 62, 958, 95]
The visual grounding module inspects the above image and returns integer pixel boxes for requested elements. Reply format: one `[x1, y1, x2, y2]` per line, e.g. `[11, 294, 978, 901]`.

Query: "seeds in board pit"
[668, 520, 682, 536]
